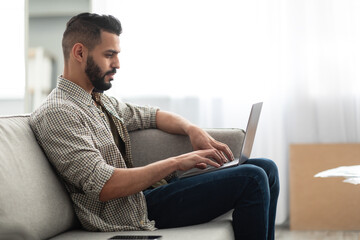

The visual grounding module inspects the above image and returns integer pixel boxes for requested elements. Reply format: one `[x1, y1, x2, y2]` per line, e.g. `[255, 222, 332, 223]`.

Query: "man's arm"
[99, 148, 222, 201]
[100, 110, 235, 202]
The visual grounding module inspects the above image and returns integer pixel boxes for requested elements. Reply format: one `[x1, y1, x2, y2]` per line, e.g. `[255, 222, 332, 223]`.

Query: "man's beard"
[85, 55, 116, 91]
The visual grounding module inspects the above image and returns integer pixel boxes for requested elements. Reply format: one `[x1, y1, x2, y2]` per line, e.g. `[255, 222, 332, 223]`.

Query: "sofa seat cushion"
[50, 216, 234, 240]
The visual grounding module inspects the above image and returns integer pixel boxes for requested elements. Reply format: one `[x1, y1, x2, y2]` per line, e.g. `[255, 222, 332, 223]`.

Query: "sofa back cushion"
[0, 115, 77, 239]
[129, 128, 244, 168]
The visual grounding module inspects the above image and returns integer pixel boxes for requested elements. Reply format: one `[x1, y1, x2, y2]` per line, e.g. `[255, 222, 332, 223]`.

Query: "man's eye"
[105, 54, 113, 58]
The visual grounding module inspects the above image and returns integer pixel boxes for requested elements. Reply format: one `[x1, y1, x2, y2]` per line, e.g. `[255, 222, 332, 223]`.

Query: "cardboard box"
[290, 144, 360, 230]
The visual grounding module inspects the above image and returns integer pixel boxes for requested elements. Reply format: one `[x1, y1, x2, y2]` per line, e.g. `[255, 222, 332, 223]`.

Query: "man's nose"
[112, 56, 120, 69]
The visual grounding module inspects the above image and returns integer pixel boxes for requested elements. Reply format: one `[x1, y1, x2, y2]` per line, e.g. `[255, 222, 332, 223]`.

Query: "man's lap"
[144, 158, 275, 229]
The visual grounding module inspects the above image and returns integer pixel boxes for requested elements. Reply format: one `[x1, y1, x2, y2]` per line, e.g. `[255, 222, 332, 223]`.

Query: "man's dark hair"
[62, 12, 122, 61]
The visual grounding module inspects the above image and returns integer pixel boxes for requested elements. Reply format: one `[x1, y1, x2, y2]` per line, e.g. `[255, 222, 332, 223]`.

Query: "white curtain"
[92, 0, 360, 224]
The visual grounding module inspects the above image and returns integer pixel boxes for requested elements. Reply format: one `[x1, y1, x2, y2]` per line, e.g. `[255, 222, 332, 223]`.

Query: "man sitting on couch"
[29, 12, 279, 240]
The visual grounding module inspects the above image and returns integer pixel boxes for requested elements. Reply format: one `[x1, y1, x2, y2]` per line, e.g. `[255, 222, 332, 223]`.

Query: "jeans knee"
[267, 159, 279, 175]
[248, 158, 279, 184]
[260, 159, 280, 196]
[252, 158, 278, 173]
[265, 159, 279, 186]
[236, 165, 270, 190]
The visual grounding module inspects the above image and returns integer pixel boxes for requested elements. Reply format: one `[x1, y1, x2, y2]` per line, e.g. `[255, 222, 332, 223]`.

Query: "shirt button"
[140, 220, 144, 225]
[100, 113, 105, 117]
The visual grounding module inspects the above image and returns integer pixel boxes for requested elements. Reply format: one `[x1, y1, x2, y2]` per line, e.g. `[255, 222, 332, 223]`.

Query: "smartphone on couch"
[108, 235, 162, 240]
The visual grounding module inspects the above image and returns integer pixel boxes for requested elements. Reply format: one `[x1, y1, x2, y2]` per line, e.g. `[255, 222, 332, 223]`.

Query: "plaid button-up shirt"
[30, 76, 158, 231]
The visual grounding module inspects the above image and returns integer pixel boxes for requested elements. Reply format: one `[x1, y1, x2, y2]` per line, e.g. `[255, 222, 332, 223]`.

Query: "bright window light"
[93, 0, 277, 102]
[0, 0, 26, 99]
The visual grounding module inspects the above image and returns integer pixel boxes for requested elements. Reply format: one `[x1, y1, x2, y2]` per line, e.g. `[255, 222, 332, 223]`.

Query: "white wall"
[28, 0, 90, 85]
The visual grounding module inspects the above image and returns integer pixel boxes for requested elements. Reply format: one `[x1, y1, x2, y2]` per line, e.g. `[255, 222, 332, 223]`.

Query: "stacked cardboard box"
[290, 144, 360, 230]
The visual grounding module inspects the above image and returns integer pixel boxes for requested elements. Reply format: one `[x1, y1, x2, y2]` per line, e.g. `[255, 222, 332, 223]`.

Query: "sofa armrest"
[129, 128, 245, 167]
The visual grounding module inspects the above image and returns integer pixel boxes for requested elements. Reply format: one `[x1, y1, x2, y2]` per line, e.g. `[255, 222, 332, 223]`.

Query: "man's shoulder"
[30, 88, 79, 124]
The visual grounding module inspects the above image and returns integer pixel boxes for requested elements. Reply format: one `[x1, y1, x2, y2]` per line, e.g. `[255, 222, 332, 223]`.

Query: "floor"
[275, 225, 360, 240]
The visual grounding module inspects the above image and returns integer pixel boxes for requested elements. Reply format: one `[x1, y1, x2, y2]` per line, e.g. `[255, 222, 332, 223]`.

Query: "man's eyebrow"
[104, 49, 120, 54]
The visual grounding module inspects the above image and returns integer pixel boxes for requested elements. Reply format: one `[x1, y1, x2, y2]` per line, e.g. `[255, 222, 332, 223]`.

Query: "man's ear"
[72, 43, 87, 63]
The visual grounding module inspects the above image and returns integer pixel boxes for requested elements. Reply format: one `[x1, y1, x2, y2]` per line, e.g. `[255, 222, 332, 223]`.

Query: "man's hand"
[186, 125, 235, 166]
[156, 110, 235, 167]
[173, 149, 223, 171]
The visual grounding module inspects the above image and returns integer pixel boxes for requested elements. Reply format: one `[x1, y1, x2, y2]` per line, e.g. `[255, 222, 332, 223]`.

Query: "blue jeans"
[144, 158, 280, 240]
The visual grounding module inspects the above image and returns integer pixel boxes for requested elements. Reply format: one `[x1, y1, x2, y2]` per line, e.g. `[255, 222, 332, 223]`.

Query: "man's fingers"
[178, 148, 228, 171]
[201, 156, 220, 168]
[195, 163, 208, 169]
[198, 149, 224, 166]
[213, 141, 235, 161]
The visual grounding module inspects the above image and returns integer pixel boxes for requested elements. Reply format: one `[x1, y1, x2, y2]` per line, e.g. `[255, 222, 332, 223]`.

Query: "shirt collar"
[57, 76, 94, 106]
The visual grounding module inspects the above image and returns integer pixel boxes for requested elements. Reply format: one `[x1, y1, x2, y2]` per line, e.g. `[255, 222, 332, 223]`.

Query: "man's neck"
[63, 70, 94, 94]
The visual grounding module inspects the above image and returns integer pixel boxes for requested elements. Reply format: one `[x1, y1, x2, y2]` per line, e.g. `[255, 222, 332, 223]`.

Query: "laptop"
[178, 102, 263, 179]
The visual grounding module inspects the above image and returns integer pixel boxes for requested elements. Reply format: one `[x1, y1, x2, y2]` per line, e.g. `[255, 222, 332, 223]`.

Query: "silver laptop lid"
[178, 102, 263, 179]
[240, 102, 263, 163]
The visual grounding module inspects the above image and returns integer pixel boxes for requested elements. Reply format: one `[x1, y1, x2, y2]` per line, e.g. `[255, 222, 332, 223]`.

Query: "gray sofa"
[0, 115, 245, 240]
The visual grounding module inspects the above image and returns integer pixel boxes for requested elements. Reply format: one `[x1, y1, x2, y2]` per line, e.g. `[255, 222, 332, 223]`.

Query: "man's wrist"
[184, 123, 198, 136]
